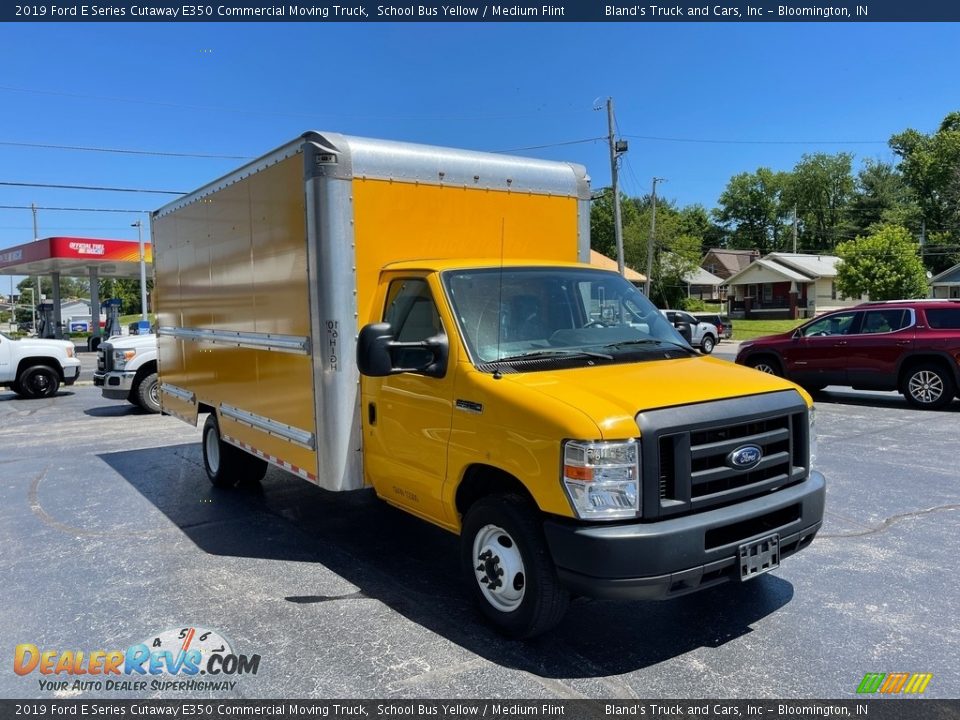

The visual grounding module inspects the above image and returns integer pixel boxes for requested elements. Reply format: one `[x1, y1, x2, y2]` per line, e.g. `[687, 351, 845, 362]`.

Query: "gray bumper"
[93, 370, 136, 399]
[544, 470, 826, 600]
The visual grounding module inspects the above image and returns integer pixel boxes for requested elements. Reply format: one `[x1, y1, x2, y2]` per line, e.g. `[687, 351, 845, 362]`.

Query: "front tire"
[18, 365, 61, 398]
[902, 363, 955, 410]
[136, 372, 161, 413]
[747, 356, 782, 376]
[202, 414, 268, 487]
[460, 494, 569, 639]
[700, 335, 716, 354]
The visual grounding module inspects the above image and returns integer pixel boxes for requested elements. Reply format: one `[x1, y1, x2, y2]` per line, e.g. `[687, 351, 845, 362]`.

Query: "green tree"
[712, 168, 791, 254]
[784, 152, 855, 252]
[835, 225, 928, 301]
[890, 111, 960, 250]
[848, 159, 916, 237]
[589, 187, 639, 260]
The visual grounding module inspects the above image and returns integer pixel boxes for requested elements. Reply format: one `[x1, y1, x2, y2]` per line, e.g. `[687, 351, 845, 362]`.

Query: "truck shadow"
[810, 388, 960, 412]
[99, 444, 794, 678]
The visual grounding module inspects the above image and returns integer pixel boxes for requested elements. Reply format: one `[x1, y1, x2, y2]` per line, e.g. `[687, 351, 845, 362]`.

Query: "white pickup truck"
[0, 332, 82, 398]
[93, 333, 160, 413]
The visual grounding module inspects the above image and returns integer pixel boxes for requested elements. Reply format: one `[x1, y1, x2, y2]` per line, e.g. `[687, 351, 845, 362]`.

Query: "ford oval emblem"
[728, 444, 763, 470]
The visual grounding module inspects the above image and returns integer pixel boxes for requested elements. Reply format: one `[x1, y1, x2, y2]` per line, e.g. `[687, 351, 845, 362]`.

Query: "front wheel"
[136, 372, 161, 413]
[460, 494, 569, 639]
[700, 335, 716, 354]
[18, 365, 61, 398]
[747, 356, 782, 376]
[902, 363, 955, 410]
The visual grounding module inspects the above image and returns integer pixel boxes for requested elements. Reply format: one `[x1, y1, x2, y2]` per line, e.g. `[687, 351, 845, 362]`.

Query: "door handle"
[367, 402, 377, 425]
[833, 341, 847, 347]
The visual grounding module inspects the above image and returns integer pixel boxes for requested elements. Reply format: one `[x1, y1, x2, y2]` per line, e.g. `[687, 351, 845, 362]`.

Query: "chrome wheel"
[753, 362, 776, 374]
[472, 523, 525, 612]
[204, 425, 221, 475]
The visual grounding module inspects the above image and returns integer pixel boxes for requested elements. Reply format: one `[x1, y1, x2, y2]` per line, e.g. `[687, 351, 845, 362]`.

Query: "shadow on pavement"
[99, 443, 795, 678]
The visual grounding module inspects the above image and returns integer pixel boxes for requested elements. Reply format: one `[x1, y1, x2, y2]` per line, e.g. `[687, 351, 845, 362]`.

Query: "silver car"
[661, 309, 719, 354]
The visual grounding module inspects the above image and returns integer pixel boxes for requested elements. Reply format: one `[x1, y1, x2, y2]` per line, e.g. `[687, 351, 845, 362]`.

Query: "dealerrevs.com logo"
[14, 627, 260, 693]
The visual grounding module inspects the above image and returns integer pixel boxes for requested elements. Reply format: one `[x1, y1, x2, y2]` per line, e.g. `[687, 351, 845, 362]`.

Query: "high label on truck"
[153, 132, 824, 637]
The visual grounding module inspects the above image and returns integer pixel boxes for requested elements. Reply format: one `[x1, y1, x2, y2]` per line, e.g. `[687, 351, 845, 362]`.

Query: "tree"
[835, 225, 928, 301]
[712, 168, 791, 254]
[784, 152, 855, 252]
[848, 159, 916, 237]
[589, 187, 639, 260]
[890, 111, 960, 246]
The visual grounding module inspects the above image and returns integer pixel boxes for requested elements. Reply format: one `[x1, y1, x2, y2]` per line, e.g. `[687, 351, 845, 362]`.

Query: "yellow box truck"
[153, 132, 825, 638]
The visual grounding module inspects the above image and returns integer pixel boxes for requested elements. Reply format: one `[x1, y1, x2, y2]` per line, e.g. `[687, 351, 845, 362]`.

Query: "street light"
[132, 219, 147, 321]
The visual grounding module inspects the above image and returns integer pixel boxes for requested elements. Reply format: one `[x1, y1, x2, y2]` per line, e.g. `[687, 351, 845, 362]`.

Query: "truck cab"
[93, 333, 160, 413]
[358, 260, 824, 637]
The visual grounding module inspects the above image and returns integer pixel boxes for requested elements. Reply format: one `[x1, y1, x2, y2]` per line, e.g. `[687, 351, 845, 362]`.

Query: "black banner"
[5, 0, 960, 22]
[1, 700, 959, 720]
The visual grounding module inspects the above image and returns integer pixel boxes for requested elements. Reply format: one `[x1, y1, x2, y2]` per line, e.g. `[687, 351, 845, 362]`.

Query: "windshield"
[442, 266, 690, 365]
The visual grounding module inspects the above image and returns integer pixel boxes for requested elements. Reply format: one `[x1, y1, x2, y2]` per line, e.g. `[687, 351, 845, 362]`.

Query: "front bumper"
[543, 470, 825, 600]
[63, 362, 81, 386]
[93, 370, 135, 399]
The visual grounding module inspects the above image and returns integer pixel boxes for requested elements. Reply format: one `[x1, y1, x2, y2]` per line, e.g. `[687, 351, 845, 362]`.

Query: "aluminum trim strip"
[158, 326, 309, 354]
[160, 383, 195, 403]
[220, 403, 316, 450]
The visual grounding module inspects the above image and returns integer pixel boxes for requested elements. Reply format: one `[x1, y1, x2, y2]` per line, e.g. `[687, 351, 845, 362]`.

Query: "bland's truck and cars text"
[152, 132, 824, 637]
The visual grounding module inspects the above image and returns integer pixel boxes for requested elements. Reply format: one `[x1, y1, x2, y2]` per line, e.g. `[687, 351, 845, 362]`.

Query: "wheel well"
[746, 352, 781, 371]
[16, 357, 63, 381]
[455, 465, 537, 518]
[130, 360, 158, 392]
[898, 355, 955, 389]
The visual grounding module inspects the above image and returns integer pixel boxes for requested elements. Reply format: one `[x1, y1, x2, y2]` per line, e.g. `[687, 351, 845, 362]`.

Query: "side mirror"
[673, 321, 693, 344]
[356, 322, 449, 378]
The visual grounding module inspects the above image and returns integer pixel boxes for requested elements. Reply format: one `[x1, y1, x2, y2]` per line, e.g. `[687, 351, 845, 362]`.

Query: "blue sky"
[0, 21, 957, 266]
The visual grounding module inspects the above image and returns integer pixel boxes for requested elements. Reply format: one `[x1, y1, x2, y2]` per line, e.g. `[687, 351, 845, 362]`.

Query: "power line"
[0, 204, 149, 213]
[0, 140, 251, 160]
[0, 181, 184, 195]
[489, 136, 606, 154]
[625, 134, 888, 146]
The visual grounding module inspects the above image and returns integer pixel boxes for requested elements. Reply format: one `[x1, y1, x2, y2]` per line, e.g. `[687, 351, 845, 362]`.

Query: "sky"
[0, 21, 957, 284]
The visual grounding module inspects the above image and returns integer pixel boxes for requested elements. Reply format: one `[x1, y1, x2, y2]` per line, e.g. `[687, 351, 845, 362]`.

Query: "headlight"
[113, 349, 136, 369]
[65, 346, 74, 358]
[808, 406, 817, 468]
[562, 439, 640, 520]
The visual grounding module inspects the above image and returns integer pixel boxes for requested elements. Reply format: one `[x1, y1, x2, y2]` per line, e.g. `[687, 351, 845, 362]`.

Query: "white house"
[930, 263, 960, 299]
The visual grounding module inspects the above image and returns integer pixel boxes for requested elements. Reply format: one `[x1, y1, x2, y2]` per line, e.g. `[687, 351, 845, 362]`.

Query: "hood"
[104, 333, 156, 349]
[15, 337, 76, 353]
[500, 356, 809, 439]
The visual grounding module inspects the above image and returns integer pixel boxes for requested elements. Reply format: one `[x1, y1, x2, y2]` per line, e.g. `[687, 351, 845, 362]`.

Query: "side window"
[384, 278, 443, 341]
[802, 312, 858, 337]
[861, 309, 910, 334]
[926, 308, 960, 329]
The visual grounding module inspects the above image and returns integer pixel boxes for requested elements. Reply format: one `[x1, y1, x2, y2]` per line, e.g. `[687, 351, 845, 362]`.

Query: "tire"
[700, 335, 716, 355]
[10, 380, 27, 398]
[902, 363, 955, 410]
[136, 372, 161, 414]
[202, 414, 268, 487]
[460, 493, 569, 639]
[17, 365, 61, 399]
[747, 356, 782, 376]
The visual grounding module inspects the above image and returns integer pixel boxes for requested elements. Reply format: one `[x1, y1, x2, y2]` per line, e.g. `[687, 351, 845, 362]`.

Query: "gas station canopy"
[0, 236, 152, 278]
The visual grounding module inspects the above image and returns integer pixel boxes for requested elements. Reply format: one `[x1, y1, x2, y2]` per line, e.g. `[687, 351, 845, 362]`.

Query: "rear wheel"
[902, 363, 955, 410]
[747, 356, 782, 376]
[18, 365, 61, 399]
[136, 372, 161, 413]
[202, 414, 268, 487]
[460, 494, 569, 638]
[700, 335, 716, 354]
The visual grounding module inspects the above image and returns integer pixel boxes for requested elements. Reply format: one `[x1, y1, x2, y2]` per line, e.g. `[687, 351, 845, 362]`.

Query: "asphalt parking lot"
[1, 381, 958, 700]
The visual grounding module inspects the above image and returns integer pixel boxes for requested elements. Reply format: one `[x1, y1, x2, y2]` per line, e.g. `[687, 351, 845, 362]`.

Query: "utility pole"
[645, 177, 666, 297]
[792, 206, 798, 253]
[133, 219, 148, 321]
[606, 97, 628, 276]
[31, 202, 39, 334]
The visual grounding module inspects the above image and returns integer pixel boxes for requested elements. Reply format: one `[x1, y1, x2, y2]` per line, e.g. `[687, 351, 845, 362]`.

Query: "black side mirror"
[356, 322, 449, 378]
[674, 321, 693, 344]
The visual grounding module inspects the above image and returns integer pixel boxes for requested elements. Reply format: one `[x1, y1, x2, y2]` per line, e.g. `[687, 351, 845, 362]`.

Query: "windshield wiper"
[493, 348, 614, 363]
[601, 339, 698, 355]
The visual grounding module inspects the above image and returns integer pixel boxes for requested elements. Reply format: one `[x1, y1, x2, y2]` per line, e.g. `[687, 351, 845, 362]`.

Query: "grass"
[732, 318, 806, 341]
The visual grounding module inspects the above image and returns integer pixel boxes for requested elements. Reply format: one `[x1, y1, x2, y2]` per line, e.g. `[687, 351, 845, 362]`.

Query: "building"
[589, 249, 646, 284]
[724, 252, 865, 319]
[930, 263, 960, 299]
[701, 248, 760, 281]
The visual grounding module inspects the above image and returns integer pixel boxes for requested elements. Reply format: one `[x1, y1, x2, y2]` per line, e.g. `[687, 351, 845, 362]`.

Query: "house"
[930, 262, 960, 299]
[683, 265, 724, 301]
[589, 249, 646, 284]
[724, 252, 865, 319]
[701, 248, 760, 281]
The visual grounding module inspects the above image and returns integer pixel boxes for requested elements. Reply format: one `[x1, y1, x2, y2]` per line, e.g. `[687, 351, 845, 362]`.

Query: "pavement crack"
[820, 504, 960, 539]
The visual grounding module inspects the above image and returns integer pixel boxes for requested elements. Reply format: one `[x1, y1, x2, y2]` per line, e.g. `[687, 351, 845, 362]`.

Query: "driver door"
[784, 311, 861, 386]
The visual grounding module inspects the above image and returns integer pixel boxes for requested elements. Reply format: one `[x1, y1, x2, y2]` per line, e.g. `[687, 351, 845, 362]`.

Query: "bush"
[680, 297, 708, 312]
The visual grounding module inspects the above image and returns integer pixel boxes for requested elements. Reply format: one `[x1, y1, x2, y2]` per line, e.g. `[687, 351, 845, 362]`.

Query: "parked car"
[661, 309, 719, 354]
[693, 312, 733, 340]
[735, 299, 960, 409]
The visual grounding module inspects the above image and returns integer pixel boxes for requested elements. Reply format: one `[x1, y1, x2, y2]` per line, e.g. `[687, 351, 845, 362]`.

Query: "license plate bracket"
[739, 533, 780, 581]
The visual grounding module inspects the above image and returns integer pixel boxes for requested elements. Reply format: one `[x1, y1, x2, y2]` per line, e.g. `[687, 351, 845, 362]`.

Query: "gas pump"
[102, 298, 123, 338]
[35, 302, 57, 339]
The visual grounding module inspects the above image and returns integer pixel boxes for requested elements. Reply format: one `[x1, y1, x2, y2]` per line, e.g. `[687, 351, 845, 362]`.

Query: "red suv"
[735, 300, 960, 409]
